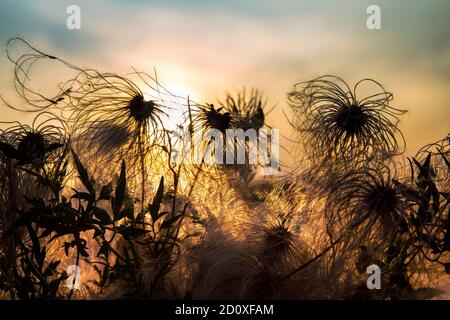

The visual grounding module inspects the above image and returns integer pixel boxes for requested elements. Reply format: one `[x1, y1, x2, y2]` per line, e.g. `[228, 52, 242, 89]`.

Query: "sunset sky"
[0, 0, 449, 166]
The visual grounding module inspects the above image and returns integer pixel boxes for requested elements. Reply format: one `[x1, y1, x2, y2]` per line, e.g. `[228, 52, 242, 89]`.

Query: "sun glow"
[144, 81, 199, 131]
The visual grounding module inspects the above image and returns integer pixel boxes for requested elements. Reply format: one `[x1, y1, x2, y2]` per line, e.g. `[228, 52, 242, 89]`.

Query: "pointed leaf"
[94, 207, 113, 225]
[160, 214, 183, 229]
[71, 149, 94, 193]
[99, 182, 113, 200]
[112, 161, 127, 215]
[149, 177, 164, 222]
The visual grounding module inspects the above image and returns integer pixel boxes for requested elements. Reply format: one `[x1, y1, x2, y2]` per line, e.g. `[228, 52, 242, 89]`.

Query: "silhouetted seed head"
[252, 184, 305, 263]
[288, 75, 407, 162]
[67, 70, 174, 181]
[234, 105, 265, 131]
[415, 134, 449, 184]
[0, 113, 67, 166]
[201, 104, 231, 132]
[334, 104, 366, 135]
[128, 95, 156, 122]
[365, 182, 398, 217]
[17, 131, 47, 162]
[262, 225, 293, 259]
[326, 168, 408, 241]
[250, 106, 265, 130]
[219, 89, 266, 131]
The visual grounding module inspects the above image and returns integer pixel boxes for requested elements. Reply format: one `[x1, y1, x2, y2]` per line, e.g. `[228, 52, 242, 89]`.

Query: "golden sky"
[0, 0, 449, 167]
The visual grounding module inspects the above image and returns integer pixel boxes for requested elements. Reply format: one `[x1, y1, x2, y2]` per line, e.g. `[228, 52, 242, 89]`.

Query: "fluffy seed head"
[128, 95, 156, 122]
[17, 131, 47, 162]
[288, 75, 407, 164]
